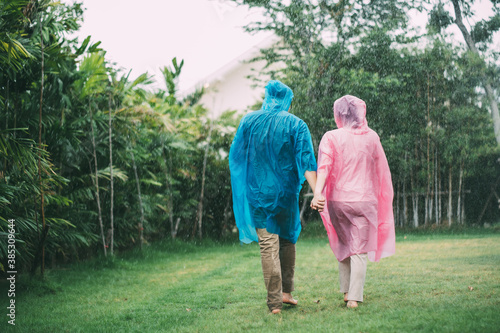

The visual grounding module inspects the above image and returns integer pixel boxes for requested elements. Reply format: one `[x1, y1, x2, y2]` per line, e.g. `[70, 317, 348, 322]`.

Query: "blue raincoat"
[229, 80, 317, 244]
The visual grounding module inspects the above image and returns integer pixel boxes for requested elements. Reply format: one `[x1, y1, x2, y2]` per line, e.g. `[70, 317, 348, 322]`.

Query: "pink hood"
[333, 95, 369, 134]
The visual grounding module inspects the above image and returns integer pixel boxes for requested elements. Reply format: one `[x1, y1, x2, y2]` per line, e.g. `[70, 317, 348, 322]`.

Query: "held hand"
[310, 195, 325, 212]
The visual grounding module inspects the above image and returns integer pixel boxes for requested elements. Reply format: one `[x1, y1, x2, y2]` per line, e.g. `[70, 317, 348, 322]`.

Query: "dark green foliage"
[471, 14, 500, 44]
[0, 1, 240, 272]
[428, 2, 454, 34]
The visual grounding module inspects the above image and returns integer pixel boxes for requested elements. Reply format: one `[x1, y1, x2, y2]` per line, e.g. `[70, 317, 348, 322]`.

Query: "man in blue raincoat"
[229, 80, 322, 314]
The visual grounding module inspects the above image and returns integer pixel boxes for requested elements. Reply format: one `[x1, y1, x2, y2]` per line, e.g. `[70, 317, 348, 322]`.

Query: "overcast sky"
[63, 0, 498, 93]
[63, 0, 271, 92]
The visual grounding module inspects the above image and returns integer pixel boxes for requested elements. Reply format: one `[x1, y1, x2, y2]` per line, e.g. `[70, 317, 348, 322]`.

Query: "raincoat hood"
[333, 95, 369, 134]
[229, 80, 316, 244]
[262, 80, 294, 112]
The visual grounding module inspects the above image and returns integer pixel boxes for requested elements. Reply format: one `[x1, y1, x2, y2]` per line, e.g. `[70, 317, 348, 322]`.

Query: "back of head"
[262, 80, 294, 113]
[333, 95, 368, 132]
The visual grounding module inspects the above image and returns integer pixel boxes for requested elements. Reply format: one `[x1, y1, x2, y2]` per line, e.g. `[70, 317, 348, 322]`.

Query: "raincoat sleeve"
[317, 133, 337, 176]
[317, 133, 339, 254]
[369, 135, 396, 262]
[294, 121, 317, 184]
[229, 117, 258, 243]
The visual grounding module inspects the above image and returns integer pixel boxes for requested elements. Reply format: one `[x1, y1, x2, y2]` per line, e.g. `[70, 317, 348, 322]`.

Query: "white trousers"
[339, 253, 368, 302]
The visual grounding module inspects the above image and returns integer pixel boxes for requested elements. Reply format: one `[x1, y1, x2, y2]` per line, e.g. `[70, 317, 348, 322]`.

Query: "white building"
[183, 35, 282, 118]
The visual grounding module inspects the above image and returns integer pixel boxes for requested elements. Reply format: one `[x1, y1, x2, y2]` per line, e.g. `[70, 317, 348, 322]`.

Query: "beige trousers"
[256, 228, 295, 311]
[339, 253, 368, 302]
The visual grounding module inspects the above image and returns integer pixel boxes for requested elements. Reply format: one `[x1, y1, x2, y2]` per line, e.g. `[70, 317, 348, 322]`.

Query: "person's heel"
[347, 300, 358, 309]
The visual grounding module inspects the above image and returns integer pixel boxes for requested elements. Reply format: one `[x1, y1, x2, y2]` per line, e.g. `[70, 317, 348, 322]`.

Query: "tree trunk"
[451, 0, 500, 146]
[435, 149, 441, 225]
[410, 146, 419, 228]
[167, 150, 174, 237]
[108, 94, 114, 255]
[410, 169, 418, 228]
[30, 225, 49, 276]
[424, 195, 429, 225]
[396, 180, 400, 227]
[37, 14, 46, 276]
[131, 151, 144, 249]
[412, 193, 419, 228]
[435, 150, 438, 225]
[172, 218, 181, 239]
[457, 162, 463, 224]
[429, 197, 434, 224]
[425, 73, 431, 225]
[403, 176, 408, 227]
[461, 193, 466, 224]
[221, 189, 233, 237]
[161, 141, 175, 239]
[193, 120, 213, 240]
[448, 166, 453, 227]
[90, 102, 107, 257]
[300, 188, 312, 226]
[403, 152, 408, 227]
[5, 75, 9, 130]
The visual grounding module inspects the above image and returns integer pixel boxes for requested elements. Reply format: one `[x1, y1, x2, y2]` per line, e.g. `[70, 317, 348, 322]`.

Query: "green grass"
[1, 226, 499, 332]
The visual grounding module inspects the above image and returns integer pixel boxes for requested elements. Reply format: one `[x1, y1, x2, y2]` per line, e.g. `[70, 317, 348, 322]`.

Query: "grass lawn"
[1, 224, 499, 332]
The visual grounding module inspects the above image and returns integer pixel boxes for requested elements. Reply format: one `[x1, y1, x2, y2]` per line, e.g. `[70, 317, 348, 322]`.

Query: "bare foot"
[271, 309, 281, 314]
[344, 293, 348, 302]
[283, 292, 298, 305]
[347, 300, 358, 309]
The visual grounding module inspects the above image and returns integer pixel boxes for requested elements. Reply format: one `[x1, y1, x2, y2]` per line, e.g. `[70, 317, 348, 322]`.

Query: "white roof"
[181, 34, 279, 97]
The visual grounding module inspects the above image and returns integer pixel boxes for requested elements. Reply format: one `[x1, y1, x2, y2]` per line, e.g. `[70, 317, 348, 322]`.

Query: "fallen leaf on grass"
[468, 286, 474, 291]
[186, 308, 192, 312]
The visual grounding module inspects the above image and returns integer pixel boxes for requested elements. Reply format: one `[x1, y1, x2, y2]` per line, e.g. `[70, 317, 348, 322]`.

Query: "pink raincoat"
[318, 95, 395, 262]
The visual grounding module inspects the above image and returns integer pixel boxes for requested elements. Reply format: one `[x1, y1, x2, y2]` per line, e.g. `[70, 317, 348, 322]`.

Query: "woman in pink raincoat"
[311, 95, 395, 309]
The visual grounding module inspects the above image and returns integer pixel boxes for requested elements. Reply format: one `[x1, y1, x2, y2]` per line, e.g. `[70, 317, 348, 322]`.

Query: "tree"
[0, 0, 243, 270]
[429, 0, 500, 146]
[0, 0, 90, 272]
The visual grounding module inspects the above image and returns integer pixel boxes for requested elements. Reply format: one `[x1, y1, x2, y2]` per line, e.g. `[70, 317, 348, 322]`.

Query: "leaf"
[88, 41, 102, 53]
[97, 166, 129, 182]
[141, 179, 162, 187]
[76, 35, 91, 55]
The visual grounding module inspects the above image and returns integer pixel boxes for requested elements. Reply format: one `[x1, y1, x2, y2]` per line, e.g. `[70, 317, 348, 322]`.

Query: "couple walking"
[229, 80, 395, 313]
